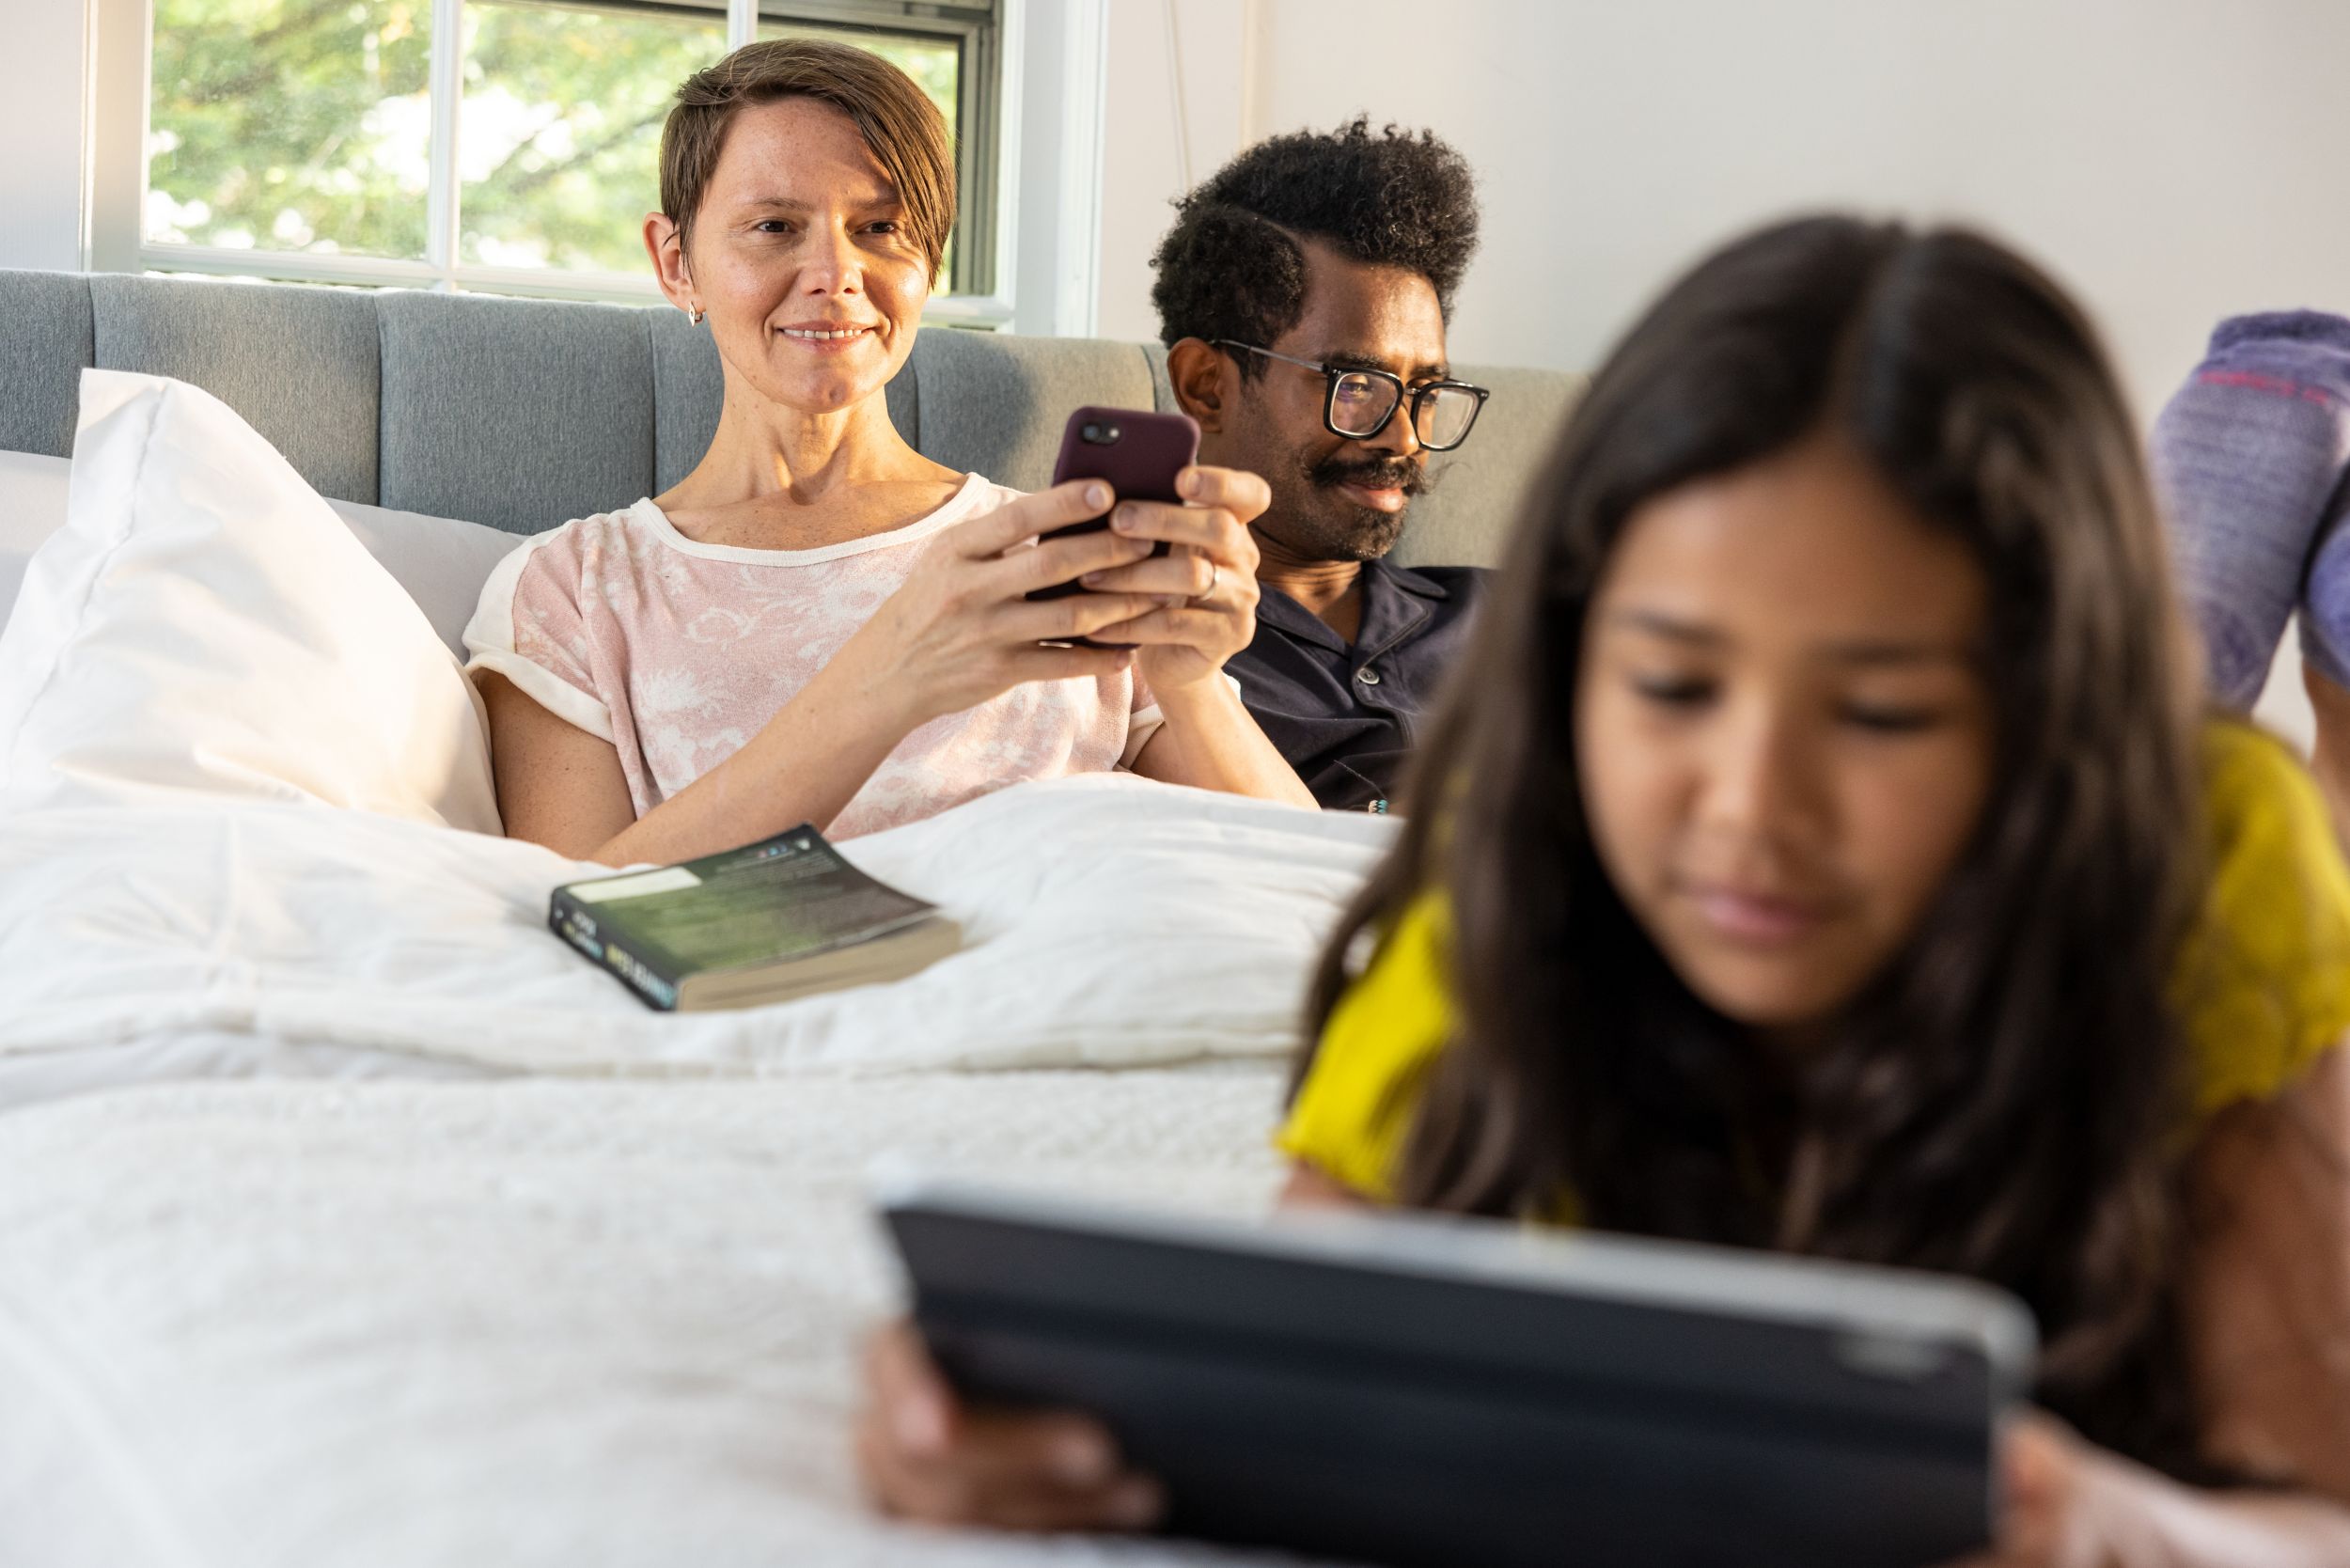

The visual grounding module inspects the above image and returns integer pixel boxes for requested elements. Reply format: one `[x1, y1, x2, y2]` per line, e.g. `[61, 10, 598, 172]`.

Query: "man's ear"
[1166, 337, 1232, 433]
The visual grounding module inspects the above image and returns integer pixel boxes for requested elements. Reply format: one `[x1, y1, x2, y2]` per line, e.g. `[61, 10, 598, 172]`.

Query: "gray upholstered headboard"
[0, 269, 1581, 569]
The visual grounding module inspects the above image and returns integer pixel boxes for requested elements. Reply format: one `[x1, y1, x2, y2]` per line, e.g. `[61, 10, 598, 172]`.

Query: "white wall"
[1, 0, 91, 274]
[1094, 0, 1251, 342]
[1098, 0, 2350, 424]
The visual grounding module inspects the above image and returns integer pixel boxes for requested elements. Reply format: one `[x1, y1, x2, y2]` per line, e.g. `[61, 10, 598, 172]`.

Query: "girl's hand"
[1076, 464, 1270, 696]
[854, 1319, 1166, 1532]
[1937, 1412, 2096, 1568]
[842, 480, 1176, 727]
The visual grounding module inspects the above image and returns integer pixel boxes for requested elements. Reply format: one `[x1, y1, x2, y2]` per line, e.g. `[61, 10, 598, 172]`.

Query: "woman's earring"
[687, 304, 705, 325]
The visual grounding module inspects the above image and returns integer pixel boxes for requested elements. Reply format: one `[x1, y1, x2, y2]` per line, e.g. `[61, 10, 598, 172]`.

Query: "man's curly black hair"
[1149, 116, 1480, 372]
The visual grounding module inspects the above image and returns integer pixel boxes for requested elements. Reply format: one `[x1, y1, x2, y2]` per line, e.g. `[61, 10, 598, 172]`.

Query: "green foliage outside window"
[149, 0, 436, 260]
[460, 2, 725, 272]
[149, 1, 965, 285]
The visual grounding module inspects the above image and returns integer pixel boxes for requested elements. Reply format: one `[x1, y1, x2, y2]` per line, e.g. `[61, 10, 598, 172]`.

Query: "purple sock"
[2302, 464, 2350, 695]
[2149, 311, 2350, 710]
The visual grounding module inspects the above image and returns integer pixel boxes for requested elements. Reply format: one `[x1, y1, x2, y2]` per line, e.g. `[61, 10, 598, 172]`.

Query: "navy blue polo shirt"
[1228, 559, 1487, 811]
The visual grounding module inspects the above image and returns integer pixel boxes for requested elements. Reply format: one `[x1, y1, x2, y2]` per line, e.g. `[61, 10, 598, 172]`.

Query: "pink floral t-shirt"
[462, 474, 1161, 839]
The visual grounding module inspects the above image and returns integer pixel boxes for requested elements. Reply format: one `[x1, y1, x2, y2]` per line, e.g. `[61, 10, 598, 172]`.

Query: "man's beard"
[1274, 451, 1427, 562]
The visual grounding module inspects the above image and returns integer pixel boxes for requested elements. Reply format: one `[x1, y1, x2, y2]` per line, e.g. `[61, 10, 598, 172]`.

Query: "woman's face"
[1574, 431, 1997, 1037]
[682, 96, 930, 416]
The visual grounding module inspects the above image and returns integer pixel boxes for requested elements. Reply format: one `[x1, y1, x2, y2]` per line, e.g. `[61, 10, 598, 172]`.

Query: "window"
[136, 0, 1007, 314]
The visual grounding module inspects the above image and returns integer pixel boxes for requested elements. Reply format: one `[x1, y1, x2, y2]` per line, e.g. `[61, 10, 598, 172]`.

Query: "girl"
[857, 217, 2350, 1564]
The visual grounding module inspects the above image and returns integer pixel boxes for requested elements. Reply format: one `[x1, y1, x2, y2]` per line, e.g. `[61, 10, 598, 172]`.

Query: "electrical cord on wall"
[1163, 0, 1193, 193]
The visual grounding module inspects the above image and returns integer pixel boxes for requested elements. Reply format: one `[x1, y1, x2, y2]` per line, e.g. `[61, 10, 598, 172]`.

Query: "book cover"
[550, 825, 953, 1011]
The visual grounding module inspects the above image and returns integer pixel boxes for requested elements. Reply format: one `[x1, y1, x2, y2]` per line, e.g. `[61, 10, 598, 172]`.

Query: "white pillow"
[331, 495, 524, 659]
[0, 449, 74, 634]
[0, 447, 519, 660]
[0, 370, 502, 833]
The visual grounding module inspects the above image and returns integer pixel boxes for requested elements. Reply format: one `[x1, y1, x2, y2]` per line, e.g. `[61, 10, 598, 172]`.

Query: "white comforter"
[0, 1068, 1311, 1568]
[0, 775, 1391, 1105]
[0, 778, 1386, 1563]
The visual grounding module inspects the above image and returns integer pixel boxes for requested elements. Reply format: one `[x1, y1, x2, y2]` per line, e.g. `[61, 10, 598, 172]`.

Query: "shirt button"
[1355, 666, 1382, 686]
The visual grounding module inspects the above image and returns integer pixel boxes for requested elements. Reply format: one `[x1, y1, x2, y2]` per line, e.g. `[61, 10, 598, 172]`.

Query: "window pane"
[149, 0, 432, 260]
[755, 21, 964, 287]
[459, 1, 726, 273]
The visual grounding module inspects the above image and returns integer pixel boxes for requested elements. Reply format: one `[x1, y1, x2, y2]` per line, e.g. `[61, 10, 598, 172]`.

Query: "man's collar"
[1353, 558, 1438, 663]
[1369, 557, 1452, 601]
[1254, 557, 1446, 654]
[1253, 578, 1350, 651]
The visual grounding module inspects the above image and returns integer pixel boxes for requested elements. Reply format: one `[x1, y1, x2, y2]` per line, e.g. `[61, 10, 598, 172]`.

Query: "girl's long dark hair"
[1303, 216, 2216, 1476]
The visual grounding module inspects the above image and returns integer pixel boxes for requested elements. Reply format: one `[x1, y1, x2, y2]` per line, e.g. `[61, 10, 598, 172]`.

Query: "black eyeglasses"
[1213, 340, 1490, 452]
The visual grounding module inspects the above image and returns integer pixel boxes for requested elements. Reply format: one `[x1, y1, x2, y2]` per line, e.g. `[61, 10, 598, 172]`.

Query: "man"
[1150, 117, 1488, 811]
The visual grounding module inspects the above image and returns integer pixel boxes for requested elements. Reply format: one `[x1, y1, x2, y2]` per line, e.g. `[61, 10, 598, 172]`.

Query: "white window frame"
[84, 0, 1105, 331]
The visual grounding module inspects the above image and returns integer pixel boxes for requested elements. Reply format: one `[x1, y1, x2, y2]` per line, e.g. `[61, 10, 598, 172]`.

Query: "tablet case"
[883, 1178, 2036, 1568]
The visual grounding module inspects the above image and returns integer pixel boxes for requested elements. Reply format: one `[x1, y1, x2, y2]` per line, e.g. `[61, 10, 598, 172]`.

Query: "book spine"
[549, 890, 682, 1011]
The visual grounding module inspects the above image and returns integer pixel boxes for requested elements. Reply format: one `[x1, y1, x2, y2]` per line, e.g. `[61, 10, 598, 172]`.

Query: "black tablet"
[879, 1175, 2037, 1568]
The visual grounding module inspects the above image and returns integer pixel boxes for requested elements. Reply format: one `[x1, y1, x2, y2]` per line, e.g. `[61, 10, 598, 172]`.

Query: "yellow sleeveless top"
[1279, 722, 2350, 1202]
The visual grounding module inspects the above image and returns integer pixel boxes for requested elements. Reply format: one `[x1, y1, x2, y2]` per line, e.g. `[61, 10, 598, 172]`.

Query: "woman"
[857, 217, 2350, 1564]
[465, 41, 1311, 866]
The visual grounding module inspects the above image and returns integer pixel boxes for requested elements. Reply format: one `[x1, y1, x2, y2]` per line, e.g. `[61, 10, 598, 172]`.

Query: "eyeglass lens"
[1329, 372, 1398, 436]
[1328, 373, 1480, 448]
[1415, 386, 1480, 448]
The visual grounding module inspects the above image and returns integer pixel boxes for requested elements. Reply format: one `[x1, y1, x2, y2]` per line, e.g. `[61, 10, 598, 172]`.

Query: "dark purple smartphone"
[1026, 405, 1200, 649]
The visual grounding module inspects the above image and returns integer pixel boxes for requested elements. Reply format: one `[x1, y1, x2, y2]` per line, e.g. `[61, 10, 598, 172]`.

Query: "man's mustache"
[1308, 456, 1426, 494]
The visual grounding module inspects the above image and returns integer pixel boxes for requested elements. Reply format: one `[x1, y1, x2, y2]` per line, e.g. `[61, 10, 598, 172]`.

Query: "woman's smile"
[776, 321, 880, 351]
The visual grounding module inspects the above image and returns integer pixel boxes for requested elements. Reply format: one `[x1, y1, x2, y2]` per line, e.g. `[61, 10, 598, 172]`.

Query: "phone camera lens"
[1080, 421, 1119, 445]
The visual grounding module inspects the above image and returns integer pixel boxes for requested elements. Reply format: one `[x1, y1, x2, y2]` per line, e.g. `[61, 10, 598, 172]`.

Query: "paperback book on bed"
[550, 827, 961, 1011]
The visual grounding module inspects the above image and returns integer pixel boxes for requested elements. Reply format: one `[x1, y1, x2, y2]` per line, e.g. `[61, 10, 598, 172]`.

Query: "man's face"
[1217, 241, 1450, 564]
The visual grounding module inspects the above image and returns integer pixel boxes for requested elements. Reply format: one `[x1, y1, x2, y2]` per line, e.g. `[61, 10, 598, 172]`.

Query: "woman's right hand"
[841, 480, 1174, 727]
[854, 1318, 1166, 1532]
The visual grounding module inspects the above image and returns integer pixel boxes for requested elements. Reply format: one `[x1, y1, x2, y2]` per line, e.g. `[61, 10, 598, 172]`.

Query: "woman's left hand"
[1936, 1412, 2096, 1568]
[1074, 463, 1268, 695]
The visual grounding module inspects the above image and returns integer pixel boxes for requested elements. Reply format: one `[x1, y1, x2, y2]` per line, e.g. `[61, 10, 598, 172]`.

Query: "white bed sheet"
[0, 697, 1388, 1562]
[0, 775, 1389, 1109]
[0, 1066, 1320, 1567]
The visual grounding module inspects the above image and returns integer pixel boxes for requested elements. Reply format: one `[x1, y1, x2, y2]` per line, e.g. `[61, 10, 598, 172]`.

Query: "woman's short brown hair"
[659, 39, 955, 281]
